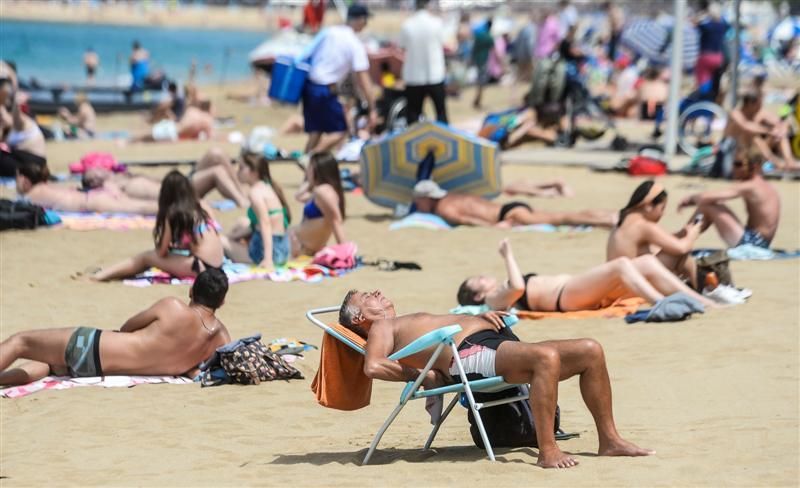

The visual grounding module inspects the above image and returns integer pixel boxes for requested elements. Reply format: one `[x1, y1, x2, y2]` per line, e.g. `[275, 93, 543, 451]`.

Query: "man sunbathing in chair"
[0, 269, 231, 386]
[338, 289, 655, 469]
[412, 180, 615, 228]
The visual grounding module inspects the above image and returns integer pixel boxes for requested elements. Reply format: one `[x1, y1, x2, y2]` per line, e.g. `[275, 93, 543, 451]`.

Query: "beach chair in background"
[306, 306, 530, 465]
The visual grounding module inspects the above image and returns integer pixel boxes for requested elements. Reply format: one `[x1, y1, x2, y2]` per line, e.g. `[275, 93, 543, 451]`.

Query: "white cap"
[413, 180, 447, 199]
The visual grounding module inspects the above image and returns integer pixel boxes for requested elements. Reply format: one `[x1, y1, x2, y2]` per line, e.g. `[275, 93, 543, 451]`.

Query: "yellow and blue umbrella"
[360, 122, 500, 209]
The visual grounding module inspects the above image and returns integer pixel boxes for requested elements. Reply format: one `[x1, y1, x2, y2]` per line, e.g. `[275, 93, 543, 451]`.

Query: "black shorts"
[498, 201, 532, 222]
[449, 328, 520, 382]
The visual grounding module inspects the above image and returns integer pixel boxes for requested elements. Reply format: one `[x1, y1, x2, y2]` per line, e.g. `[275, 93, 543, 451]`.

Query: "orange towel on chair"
[310, 325, 372, 411]
[516, 297, 647, 320]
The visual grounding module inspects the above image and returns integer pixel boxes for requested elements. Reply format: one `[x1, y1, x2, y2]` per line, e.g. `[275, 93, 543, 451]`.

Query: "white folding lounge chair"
[306, 306, 531, 465]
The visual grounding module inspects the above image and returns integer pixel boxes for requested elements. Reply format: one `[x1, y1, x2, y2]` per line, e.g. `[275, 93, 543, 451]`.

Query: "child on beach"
[90, 171, 224, 281]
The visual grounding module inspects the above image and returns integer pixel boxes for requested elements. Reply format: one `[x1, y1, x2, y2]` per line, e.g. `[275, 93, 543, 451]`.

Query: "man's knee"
[575, 338, 604, 361]
[530, 345, 560, 371]
[4, 333, 29, 355]
[204, 146, 226, 162]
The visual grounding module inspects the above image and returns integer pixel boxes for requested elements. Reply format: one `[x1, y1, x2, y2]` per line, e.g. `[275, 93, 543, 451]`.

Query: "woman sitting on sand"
[15, 158, 158, 215]
[607, 180, 703, 289]
[457, 238, 719, 311]
[90, 171, 224, 281]
[290, 152, 347, 256]
[221, 152, 291, 269]
[81, 147, 248, 207]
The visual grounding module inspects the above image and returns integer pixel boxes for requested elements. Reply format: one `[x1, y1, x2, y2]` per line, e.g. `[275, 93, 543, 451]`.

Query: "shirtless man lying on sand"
[412, 180, 615, 228]
[679, 147, 781, 249]
[338, 290, 655, 468]
[0, 269, 231, 386]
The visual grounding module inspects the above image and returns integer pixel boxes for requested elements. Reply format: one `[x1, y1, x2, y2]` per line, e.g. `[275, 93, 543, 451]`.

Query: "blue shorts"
[249, 231, 290, 267]
[737, 228, 770, 249]
[302, 82, 347, 134]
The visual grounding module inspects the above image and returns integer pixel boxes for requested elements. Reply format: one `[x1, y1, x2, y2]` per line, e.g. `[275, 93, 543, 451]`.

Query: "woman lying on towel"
[90, 171, 224, 281]
[290, 152, 348, 257]
[457, 239, 719, 311]
[607, 180, 703, 289]
[81, 147, 249, 207]
[15, 158, 158, 215]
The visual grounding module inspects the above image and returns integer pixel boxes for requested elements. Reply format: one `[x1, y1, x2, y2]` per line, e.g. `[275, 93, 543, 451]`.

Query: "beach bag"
[527, 58, 566, 108]
[0, 199, 48, 231]
[312, 241, 358, 270]
[696, 251, 733, 289]
[626, 148, 668, 176]
[217, 337, 303, 385]
[268, 30, 326, 104]
[467, 386, 560, 449]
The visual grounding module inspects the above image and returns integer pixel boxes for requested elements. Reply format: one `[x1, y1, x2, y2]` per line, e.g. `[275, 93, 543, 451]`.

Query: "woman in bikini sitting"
[90, 171, 224, 281]
[456, 238, 718, 311]
[220, 151, 291, 269]
[290, 152, 347, 257]
[15, 158, 158, 215]
[607, 180, 703, 290]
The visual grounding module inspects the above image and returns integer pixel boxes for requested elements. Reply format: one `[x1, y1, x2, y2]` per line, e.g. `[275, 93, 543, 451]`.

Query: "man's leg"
[305, 132, 322, 154]
[0, 361, 52, 386]
[310, 132, 347, 154]
[516, 339, 654, 456]
[695, 202, 745, 247]
[656, 251, 698, 290]
[0, 328, 74, 376]
[196, 147, 246, 196]
[506, 207, 615, 228]
[404, 84, 425, 126]
[494, 342, 575, 468]
[430, 82, 449, 124]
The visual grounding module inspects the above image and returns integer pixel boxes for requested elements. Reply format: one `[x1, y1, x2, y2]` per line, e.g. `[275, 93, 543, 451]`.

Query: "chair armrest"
[388, 324, 463, 361]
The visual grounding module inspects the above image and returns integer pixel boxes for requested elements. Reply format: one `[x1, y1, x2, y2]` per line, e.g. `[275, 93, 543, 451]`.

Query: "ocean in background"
[0, 19, 267, 86]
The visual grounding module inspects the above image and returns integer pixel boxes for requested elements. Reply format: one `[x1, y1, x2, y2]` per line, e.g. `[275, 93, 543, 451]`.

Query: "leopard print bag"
[219, 340, 303, 385]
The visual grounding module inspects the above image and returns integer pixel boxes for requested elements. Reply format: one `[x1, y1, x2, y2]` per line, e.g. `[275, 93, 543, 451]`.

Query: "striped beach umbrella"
[360, 122, 500, 209]
[620, 18, 700, 69]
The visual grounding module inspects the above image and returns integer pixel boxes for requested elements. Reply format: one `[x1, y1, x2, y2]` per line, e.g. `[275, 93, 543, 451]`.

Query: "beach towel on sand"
[694, 246, 800, 261]
[123, 258, 356, 287]
[449, 298, 646, 320]
[311, 325, 372, 411]
[0, 375, 193, 399]
[390, 213, 592, 233]
[55, 211, 156, 231]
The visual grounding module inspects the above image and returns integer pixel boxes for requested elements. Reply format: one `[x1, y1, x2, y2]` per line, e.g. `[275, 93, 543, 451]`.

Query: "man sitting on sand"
[338, 289, 655, 468]
[133, 100, 214, 143]
[57, 93, 96, 139]
[412, 180, 615, 228]
[0, 269, 231, 386]
[722, 91, 799, 172]
[679, 147, 780, 249]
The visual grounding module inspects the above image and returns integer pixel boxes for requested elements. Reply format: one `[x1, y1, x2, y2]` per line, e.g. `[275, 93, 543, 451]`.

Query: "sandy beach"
[0, 73, 798, 486]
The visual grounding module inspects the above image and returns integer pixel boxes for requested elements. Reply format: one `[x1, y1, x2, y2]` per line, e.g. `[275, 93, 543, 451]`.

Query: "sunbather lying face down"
[338, 289, 655, 468]
[0, 269, 232, 387]
[458, 239, 718, 312]
[412, 180, 615, 228]
[607, 180, 702, 289]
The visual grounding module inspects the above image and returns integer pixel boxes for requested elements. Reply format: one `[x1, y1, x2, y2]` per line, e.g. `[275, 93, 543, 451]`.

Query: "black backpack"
[0, 199, 48, 231]
[467, 385, 562, 449]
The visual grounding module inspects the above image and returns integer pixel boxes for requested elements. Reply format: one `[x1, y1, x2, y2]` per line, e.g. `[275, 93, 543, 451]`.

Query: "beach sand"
[1, 78, 798, 487]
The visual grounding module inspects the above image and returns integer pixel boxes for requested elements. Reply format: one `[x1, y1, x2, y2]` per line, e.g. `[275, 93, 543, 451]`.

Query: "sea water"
[0, 19, 267, 86]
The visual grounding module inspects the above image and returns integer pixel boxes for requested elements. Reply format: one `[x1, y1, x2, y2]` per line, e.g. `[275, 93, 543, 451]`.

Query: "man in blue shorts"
[679, 147, 781, 249]
[303, 4, 377, 154]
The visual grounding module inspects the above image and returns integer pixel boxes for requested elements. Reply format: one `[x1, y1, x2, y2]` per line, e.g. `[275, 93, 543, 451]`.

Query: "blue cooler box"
[269, 56, 310, 104]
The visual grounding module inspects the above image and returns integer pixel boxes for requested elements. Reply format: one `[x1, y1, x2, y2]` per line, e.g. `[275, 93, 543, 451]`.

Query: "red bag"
[627, 155, 667, 176]
[312, 242, 358, 270]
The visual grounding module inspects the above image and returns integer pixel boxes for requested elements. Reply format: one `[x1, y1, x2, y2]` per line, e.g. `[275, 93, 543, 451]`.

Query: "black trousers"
[404, 82, 448, 125]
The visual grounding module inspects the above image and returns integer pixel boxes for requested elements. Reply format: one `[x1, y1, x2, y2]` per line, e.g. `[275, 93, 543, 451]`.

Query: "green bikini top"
[248, 180, 289, 230]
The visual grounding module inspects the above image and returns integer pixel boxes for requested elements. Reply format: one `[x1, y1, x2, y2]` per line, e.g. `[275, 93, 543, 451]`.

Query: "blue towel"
[626, 292, 705, 324]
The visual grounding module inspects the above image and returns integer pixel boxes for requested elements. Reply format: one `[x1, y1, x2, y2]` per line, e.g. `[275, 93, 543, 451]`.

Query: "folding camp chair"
[306, 306, 531, 465]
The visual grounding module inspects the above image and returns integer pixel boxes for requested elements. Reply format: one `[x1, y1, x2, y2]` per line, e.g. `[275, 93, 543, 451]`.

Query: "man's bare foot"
[598, 438, 655, 457]
[537, 447, 579, 468]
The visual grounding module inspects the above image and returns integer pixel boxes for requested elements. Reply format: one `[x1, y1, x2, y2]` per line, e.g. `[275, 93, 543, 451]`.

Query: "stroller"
[527, 57, 627, 149]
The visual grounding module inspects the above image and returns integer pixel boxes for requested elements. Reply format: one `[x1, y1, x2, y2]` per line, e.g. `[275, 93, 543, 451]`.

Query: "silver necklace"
[193, 306, 218, 335]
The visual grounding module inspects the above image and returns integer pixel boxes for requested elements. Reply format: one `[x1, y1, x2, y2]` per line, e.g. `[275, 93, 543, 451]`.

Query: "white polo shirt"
[308, 25, 370, 86]
[399, 9, 446, 86]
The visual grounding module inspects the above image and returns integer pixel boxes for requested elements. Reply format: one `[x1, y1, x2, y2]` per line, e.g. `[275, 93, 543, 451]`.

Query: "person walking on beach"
[130, 40, 150, 91]
[0, 269, 231, 386]
[399, 0, 448, 125]
[83, 47, 99, 85]
[302, 4, 377, 154]
[471, 19, 495, 110]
